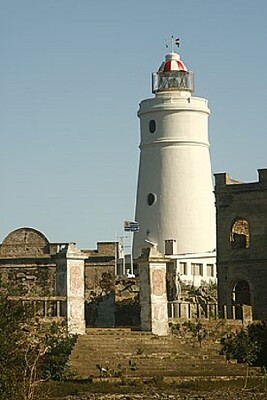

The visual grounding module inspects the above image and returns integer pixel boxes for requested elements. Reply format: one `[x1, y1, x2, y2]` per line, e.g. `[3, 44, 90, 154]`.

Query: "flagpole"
[114, 232, 118, 276]
[122, 231, 126, 275]
[130, 232, 133, 276]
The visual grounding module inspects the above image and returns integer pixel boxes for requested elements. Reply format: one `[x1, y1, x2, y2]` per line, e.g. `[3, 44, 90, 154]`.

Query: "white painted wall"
[133, 88, 216, 260]
[170, 253, 217, 287]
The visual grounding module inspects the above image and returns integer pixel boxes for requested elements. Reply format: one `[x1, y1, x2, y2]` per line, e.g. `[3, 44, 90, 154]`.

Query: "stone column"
[138, 247, 169, 336]
[242, 305, 253, 326]
[56, 243, 87, 335]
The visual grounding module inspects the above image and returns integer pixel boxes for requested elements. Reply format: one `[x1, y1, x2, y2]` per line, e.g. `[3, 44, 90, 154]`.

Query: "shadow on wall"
[85, 292, 141, 328]
[85, 292, 115, 328]
[115, 296, 141, 328]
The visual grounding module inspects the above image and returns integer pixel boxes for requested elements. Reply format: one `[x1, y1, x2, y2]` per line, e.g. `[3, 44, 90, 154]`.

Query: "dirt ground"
[46, 376, 267, 400]
[66, 390, 266, 400]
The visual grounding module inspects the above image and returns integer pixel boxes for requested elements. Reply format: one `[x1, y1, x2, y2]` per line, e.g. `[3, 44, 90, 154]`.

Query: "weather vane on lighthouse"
[165, 35, 180, 52]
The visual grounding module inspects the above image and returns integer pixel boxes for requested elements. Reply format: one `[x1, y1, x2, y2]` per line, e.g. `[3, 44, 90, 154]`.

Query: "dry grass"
[39, 375, 267, 399]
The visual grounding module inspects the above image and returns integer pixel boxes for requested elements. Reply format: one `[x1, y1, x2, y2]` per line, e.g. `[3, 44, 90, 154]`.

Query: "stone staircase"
[69, 328, 248, 380]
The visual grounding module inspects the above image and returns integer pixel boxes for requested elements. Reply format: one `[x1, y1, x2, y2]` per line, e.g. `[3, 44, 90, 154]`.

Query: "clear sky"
[1, 0, 267, 248]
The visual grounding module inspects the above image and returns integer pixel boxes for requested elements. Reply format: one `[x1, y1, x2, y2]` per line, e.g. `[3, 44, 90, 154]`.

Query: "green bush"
[221, 321, 267, 367]
[247, 321, 267, 366]
[39, 322, 77, 381]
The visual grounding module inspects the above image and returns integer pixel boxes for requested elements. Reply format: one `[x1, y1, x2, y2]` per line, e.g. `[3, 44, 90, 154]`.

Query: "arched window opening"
[230, 218, 250, 249]
[233, 280, 251, 306]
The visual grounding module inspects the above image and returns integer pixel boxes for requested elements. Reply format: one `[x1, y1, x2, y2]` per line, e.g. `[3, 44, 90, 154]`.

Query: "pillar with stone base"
[139, 247, 169, 336]
[56, 243, 87, 335]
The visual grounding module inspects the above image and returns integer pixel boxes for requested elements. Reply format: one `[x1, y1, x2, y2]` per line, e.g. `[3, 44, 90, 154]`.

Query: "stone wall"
[0, 227, 59, 258]
[0, 230, 118, 329]
[0, 228, 59, 296]
[83, 242, 116, 328]
[0, 263, 57, 296]
[215, 169, 267, 320]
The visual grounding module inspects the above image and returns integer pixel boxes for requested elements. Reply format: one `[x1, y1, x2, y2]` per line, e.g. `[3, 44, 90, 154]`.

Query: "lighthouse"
[133, 46, 216, 285]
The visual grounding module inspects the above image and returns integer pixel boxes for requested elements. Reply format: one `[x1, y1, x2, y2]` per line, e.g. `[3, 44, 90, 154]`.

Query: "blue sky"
[1, 0, 267, 248]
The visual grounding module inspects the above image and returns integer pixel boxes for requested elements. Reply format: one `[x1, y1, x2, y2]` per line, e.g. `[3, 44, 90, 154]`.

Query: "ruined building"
[215, 169, 267, 320]
[0, 227, 117, 330]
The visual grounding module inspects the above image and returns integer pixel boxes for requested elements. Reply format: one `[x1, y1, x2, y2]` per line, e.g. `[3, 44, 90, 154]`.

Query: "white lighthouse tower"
[133, 46, 216, 285]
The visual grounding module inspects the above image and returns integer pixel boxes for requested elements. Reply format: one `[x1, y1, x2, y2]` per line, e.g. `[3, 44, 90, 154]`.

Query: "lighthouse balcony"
[152, 70, 194, 93]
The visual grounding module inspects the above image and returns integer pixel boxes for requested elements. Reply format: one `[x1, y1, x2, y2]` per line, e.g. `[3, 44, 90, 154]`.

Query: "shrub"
[39, 321, 77, 381]
[0, 294, 27, 399]
[0, 293, 77, 399]
[220, 321, 267, 389]
[221, 321, 267, 367]
[221, 328, 260, 365]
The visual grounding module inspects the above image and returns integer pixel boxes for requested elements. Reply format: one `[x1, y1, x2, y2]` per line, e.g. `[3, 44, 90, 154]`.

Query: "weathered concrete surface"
[139, 247, 169, 336]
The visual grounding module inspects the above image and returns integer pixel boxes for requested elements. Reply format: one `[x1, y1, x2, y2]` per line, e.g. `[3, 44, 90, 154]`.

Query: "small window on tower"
[147, 193, 156, 206]
[149, 120, 156, 133]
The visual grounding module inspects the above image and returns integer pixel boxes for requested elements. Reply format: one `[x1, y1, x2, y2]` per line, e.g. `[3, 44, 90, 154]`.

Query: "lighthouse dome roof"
[158, 52, 188, 72]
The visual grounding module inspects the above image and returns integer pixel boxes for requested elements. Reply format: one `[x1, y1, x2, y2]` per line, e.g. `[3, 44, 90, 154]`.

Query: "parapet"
[214, 173, 242, 188]
[258, 169, 267, 185]
[215, 169, 267, 191]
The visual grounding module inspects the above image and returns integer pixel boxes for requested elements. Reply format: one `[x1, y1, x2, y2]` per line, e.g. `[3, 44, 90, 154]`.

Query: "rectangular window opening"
[179, 262, 187, 275]
[207, 264, 214, 277]
[191, 263, 203, 276]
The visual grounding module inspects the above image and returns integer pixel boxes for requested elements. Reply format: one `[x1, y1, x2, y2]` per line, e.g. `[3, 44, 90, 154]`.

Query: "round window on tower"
[149, 120, 156, 133]
[147, 193, 157, 206]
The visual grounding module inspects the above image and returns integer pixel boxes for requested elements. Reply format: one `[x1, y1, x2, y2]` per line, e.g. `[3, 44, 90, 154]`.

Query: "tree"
[0, 293, 26, 399]
[0, 293, 77, 399]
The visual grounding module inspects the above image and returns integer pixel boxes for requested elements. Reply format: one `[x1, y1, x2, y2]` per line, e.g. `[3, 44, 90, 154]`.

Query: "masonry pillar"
[242, 305, 253, 326]
[56, 243, 87, 335]
[138, 247, 169, 336]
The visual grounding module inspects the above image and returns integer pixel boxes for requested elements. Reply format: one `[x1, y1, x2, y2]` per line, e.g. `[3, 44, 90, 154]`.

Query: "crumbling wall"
[0, 264, 56, 296]
[0, 227, 51, 258]
[0, 228, 58, 296]
[215, 170, 267, 320]
[84, 243, 116, 328]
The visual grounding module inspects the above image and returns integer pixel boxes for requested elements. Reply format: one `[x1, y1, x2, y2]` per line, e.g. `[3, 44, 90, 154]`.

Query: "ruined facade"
[214, 169, 267, 320]
[83, 242, 116, 328]
[0, 227, 117, 330]
[0, 227, 60, 296]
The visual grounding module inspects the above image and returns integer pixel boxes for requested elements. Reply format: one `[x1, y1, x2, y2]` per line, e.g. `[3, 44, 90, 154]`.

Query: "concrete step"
[73, 341, 221, 357]
[72, 336, 217, 352]
[70, 364, 248, 378]
[69, 329, 247, 379]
